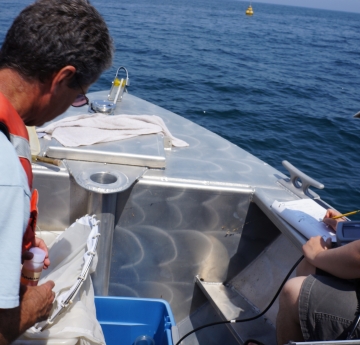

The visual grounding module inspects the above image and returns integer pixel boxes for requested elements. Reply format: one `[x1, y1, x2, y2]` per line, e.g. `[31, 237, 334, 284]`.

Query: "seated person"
[276, 209, 360, 343]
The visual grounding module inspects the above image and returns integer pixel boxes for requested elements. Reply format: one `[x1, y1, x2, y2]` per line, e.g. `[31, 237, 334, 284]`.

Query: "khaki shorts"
[299, 274, 360, 340]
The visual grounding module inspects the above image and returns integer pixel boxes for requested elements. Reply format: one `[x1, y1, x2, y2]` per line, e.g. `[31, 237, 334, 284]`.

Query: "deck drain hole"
[90, 173, 117, 185]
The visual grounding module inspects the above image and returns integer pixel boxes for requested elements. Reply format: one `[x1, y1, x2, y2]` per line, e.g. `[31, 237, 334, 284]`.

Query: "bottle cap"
[29, 247, 46, 263]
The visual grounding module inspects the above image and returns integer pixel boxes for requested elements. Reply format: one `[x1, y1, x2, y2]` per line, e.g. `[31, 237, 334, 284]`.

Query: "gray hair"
[0, 0, 113, 88]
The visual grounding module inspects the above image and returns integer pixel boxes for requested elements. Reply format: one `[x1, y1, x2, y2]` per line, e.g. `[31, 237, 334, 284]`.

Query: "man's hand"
[0, 281, 55, 345]
[20, 281, 55, 324]
[302, 235, 331, 263]
[22, 237, 50, 269]
[323, 208, 345, 232]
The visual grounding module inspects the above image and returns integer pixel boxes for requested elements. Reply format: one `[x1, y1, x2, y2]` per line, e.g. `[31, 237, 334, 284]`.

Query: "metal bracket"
[278, 160, 324, 199]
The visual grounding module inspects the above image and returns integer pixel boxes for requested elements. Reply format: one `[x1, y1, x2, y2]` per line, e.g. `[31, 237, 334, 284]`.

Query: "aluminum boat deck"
[32, 91, 329, 345]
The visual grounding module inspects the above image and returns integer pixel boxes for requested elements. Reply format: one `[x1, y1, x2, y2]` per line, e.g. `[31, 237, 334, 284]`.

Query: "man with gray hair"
[0, 0, 113, 343]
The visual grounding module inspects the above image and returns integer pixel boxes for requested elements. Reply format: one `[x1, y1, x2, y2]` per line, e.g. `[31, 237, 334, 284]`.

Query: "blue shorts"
[299, 274, 360, 340]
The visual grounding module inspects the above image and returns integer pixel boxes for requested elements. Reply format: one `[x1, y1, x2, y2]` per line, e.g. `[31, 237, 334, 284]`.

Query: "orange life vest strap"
[22, 189, 38, 252]
[0, 92, 36, 251]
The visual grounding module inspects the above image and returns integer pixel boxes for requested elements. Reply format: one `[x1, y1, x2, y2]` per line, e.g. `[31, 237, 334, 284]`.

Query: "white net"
[15, 215, 105, 345]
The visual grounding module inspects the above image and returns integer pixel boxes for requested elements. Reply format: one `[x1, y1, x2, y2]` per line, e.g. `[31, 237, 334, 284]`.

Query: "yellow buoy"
[246, 4, 254, 16]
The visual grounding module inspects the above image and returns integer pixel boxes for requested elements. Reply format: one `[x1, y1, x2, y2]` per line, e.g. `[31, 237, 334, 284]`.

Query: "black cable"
[175, 255, 305, 345]
[347, 315, 360, 339]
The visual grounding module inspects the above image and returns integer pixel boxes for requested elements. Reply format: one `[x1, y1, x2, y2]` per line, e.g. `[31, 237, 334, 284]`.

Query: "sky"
[255, 0, 360, 13]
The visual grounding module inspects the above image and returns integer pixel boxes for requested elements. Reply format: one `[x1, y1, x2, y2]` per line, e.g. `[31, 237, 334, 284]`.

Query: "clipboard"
[272, 199, 335, 240]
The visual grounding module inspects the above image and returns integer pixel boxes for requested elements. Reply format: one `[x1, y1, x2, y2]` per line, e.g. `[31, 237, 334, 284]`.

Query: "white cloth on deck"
[37, 113, 189, 148]
[17, 216, 105, 345]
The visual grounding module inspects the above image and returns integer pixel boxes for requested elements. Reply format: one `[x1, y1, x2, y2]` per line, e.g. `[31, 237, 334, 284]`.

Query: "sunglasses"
[71, 79, 89, 107]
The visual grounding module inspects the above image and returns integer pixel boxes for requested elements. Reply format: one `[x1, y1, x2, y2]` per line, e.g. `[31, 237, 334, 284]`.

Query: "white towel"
[37, 113, 189, 148]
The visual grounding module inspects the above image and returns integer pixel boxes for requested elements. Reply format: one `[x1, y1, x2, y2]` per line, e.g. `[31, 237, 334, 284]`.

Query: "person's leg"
[276, 276, 306, 345]
[299, 275, 360, 341]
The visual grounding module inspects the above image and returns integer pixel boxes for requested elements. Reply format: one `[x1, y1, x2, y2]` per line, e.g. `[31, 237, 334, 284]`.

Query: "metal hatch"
[42, 132, 167, 168]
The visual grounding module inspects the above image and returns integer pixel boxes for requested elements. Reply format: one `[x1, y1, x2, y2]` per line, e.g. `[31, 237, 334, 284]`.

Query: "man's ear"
[50, 66, 76, 94]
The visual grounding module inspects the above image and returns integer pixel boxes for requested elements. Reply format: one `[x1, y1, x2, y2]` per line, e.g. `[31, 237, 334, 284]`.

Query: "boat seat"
[195, 276, 277, 345]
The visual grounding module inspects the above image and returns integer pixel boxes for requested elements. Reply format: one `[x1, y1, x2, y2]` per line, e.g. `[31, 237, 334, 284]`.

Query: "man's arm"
[303, 208, 360, 279]
[0, 281, 55, 345]
[303, 236, 360, 279]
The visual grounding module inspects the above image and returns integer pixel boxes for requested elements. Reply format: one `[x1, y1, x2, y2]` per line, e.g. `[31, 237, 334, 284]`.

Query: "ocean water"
[1, 0, 360, 216]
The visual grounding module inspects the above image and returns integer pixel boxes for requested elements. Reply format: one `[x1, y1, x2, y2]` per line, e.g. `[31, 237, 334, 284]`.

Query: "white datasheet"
[272, 199, 336, 241]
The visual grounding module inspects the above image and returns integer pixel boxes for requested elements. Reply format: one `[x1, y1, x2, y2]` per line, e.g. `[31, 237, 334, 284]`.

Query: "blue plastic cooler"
[95, 296, 176, 345]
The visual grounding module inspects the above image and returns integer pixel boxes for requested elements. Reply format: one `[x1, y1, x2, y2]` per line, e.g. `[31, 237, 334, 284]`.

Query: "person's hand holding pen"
[323, 209, 346, 231]
[298, 209, 348, 276]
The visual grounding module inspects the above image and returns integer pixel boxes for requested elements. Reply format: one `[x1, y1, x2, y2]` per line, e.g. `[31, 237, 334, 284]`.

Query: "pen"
[332, 210, 360, 219]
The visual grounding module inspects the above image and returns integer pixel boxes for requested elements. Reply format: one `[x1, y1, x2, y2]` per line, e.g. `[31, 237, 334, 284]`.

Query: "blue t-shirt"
[0, 132, 30, 308]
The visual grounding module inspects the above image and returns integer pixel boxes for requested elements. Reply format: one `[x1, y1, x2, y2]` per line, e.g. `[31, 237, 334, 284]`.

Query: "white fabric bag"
[15, 216, 105, 345]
